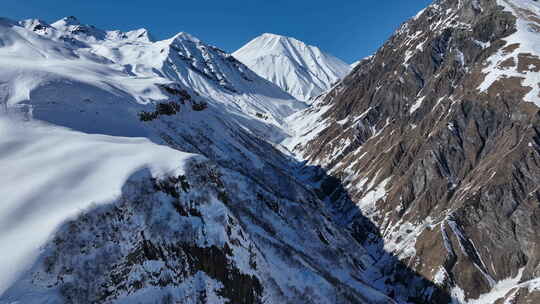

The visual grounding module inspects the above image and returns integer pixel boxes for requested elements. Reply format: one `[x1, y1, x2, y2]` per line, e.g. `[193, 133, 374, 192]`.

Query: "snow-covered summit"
[169, 31, 201, 43]
[51, 16, 107, 41]
[22, 16, 153, 44]
[54, 15, 80, 26]
[233, 33, 351, 102]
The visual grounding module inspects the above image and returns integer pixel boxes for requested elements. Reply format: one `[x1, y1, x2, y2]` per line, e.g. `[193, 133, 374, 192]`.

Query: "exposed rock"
[289, 0, 540, 302]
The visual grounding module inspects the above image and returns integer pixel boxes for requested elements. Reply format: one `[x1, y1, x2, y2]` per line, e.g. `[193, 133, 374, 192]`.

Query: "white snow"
[450, 268, 525, 304]
[383, 217, 435, 261]
[434, 267, 448, 285]
[478, 0, 540, 105]
[357, 177, 391, 213]
[0, 17, 305, 142]
[414, 8, 427, 20]
[351, 60, 362, 69]
[233, 33, 351, 102]
[0, 115, 199, 294]
[456, 49, 465, 66]
[0, 16, 393, 304]
[282, 103, 332, 154]
[410, 96, 426, 113]
[2, 3, 539, 302]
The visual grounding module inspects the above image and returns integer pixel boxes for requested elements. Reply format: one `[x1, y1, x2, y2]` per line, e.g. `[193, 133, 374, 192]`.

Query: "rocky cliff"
[288, 0, 540, 302]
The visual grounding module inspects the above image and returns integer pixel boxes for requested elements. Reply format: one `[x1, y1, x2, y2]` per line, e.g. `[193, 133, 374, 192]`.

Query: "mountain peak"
[259, 32, 292, 41]
[169, 31, 201, 44]
[54, 16, 81, 27]
[260, 32, 283, 38]
[51, 16, 107, 41]
[124, 28, 153, 42]
[249, 33, 309, 50]
[233, 33, 351, 101]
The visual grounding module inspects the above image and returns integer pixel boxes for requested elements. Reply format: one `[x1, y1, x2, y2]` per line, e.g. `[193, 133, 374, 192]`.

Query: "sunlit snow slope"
[2, 17, 305, 139]
[233, 33, 351, 102]
[0, 117, 198, 293]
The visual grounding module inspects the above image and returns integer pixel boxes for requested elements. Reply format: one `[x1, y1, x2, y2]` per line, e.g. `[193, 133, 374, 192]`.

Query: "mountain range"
[1, 0, 540, 303]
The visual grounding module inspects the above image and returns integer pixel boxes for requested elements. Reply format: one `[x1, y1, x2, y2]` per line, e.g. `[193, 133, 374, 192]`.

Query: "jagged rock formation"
[288, 0, 540, 302]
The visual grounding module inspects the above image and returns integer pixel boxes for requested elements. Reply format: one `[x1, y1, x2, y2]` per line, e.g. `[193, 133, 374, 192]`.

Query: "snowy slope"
[479, 0, 540, 105]
[233, 33, 351, 102]
[6, 17, 305, 141]
[0, 116, 199, 294]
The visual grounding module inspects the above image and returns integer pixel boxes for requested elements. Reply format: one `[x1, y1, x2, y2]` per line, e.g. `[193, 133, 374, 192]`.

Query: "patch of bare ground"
[517, 53, 540, 73]
[499, 56, 516, 68]
[486, 76, 532, 99]
[502, 43, 521, 54]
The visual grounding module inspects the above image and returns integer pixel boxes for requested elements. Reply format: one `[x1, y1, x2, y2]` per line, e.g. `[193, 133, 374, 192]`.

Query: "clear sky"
[4, 0, 432, 63]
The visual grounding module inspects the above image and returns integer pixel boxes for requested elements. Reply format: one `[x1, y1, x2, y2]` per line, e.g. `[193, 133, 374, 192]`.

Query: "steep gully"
[283, 158, 454, 303]
[158, 107, 456, 303]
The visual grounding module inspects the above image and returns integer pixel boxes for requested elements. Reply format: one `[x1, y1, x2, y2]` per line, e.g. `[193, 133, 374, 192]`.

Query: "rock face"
[288, 0, 540, 302]
[233, 33, 351, 102]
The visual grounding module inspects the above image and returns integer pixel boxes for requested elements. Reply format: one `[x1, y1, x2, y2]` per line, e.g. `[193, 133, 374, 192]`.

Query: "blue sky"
[4, 0, 432, 63]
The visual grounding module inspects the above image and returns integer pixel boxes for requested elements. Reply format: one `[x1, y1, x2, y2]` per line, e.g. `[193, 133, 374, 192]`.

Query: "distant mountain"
[233, 33, 351, 102]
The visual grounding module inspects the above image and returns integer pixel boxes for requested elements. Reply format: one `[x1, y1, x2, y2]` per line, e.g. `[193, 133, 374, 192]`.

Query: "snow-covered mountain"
[9, 17, 306, 141]
[233, 33, 351, 102]
[0, 16, 423, 304]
